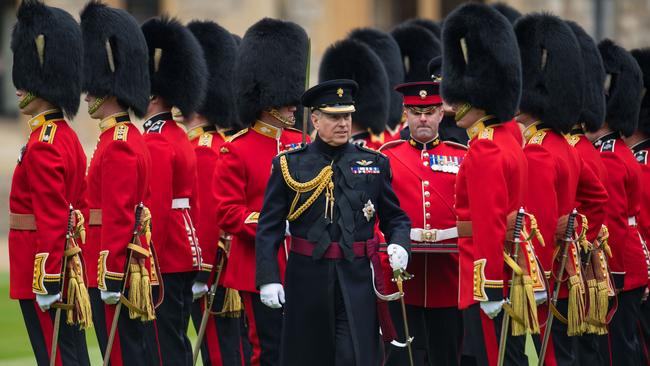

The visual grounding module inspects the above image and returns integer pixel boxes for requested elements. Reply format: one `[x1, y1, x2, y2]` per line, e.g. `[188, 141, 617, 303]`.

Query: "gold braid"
[280, 154, 334, 221]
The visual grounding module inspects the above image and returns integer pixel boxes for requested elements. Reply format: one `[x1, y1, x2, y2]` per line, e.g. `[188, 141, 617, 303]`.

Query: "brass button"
[425, 213, 431, 219]
[423, 161, 429, 166]
[424, 191, 430, 198]
[423, 181, 429, 186]
[425, 224, 431, 230]
[425, 201, 430, 207]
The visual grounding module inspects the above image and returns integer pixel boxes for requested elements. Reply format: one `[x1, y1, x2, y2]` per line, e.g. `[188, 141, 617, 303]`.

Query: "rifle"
[103, 203, 144, 366]
[497, 207, 526, 366]
[538, 209, 578, 365]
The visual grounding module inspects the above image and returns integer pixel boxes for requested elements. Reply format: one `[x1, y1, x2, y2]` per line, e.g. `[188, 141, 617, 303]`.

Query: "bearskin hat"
[631, 48, 650, 135]
[234, 18, 308, 126]
[188, 20, 239, 129]
[566, 21, 606, 133]
[428, 56, 442, 80]
[12, 0, 82, 118]
[491, 2, 522, 24]
[348, 27, 404, 129]
[319, 39, 389, 134]
[441, 3, 521, 122]
[598, 39, 643, 137]
[403, 18, 442, 38]
[141, 16, 208, 118]
[391, 24, 441, 83]
[81, 1, 149, 117]
[515, 13, 584, 133]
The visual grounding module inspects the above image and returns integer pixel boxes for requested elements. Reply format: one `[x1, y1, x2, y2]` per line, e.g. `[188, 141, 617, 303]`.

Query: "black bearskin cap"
[319, 39, 389, 134]
[391, 23, 441, 82]
[12, 0, 82, 118]
[348, 27, 404, 129]
[81, 1, 150, 117]
[598, 39, 643, 137]
[491, 2, 522, 24]
[188, 20, 239, 129]
[441, 3, 521, 122]
[403, 18, 442, 38]
[141, 16, 208, 118]
[234, 18, 308, 126]
[566, 21, 606, 133]
[515, 13, 584, 133]
[630, 48, 650, 135]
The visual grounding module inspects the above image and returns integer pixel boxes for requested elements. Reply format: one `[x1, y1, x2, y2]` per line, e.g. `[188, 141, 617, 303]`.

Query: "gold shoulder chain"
[280, 154, 334, 222]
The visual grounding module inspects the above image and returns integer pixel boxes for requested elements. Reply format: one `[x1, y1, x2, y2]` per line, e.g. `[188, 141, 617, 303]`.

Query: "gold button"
[532, 268, 536, 273]
[425, 213, 431, 219]
[423, 161, 429, 166]
[425, 201, 430, 207]
[425, 224, 431, 230]
[423, 152, 429, 157]
[424, 191, 430, 197]
[423, 181, 429, 186]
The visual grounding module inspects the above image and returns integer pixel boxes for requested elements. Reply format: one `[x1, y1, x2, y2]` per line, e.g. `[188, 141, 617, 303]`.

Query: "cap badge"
[419, 90, 427, 99]
[337, 88, 344, 98]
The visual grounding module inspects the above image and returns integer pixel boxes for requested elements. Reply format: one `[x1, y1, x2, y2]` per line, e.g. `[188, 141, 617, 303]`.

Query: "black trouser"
[385, 303, 462, 366]
[460, 304, 528, 366]
[639, 298, 650, 365]
[153, 272, 195, 366]
[333, 274, 355, 365]
[190, 286, 242, 365]
[89, 287, 108, 358]
[241, 291, 282, 366]
[20, 299, 90, 366]
[609, 287, 645, 366]
[533, 299, 579, 366]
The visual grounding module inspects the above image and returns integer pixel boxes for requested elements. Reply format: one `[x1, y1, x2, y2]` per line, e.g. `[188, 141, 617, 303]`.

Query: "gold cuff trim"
[244, 212, 260, 224]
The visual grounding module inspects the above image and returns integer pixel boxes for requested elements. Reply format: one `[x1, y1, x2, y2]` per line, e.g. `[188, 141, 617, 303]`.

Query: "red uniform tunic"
[456, 117, 530, 309]
[632, 139, 650, 245]
[379, 137, 466, 308]
[86, 112, 152, 291]
[522, 123, 608, 293]
[187, 125, 232, 285]
[9, 109, 88, 299]
[214, 121, 304, 293]
[143, 111, 201, 274]
[567, 129, 609, 185]
[594, 132, 649, 291]
[350, 129, 387, 150]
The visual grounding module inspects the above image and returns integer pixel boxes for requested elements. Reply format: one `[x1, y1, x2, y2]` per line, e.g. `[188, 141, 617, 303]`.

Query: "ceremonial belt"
[410, 227, 457, 242]
[172, 198, 190, 209]
[628, 216, 637, 227]
[457, 221, 473, 237]
[89, 209, 102, 226]
[291, 237, 368, 259]
[9, 213, 36, 231]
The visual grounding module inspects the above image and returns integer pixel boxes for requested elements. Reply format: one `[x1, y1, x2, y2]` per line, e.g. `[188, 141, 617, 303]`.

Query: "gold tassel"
[595, 280, 609, 335]
[567, 275, 586, 336]
[139, 261, 155, 321]
[218, 288, 242, 318]
[65, 258, 92, 329]
[527, 214, 545, 247]
[524, 276, 540, 334]
[511, 275, 529, 336]
[141, 208, 152, 246]
[585, 279, 599, 334]
[128, 263, 142, 320]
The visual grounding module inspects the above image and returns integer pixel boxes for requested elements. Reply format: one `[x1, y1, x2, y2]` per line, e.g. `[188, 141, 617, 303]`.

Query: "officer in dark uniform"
[256, 79, 412, 366]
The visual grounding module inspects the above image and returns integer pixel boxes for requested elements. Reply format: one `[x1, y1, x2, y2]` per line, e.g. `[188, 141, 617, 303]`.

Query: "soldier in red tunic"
[140, 16, 208, 365]
[319, 38, 389, 150]
[185, 20, 244, 366]
[514, 14, 609, 366]
[213, 18, 308, 366]
[9, 1, 90, 365]
[585, 39, 649, 366]
[80, 2, 159, 365]
[380, 81, 466, 365]
[441, 4, 539, 365]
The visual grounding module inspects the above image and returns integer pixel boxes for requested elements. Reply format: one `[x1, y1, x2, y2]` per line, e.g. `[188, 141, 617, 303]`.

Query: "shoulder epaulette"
[356, 143, 386, 157]
[635, 150, 648, 164]
[566, 134, 580, 147]
[113, 123, 129, 141]
[145, 120, 166, 133]
[443, 140, 469, 150]
[227, 128, 249, 142]
[527, 130, 547, 145]
[279, 143, 307, 156]
[38, 122, 57, 144]
[477, 126, 494, 140]
[599, 139, 616, 152]
[379, 139, 405, 152]
[198, 133, 213, 147]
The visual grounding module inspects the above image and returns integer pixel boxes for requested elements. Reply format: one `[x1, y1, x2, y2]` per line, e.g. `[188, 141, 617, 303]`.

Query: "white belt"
[629, 216, 637, 226]
[171, 198, 190, 209]
[410, 227, 458, 243]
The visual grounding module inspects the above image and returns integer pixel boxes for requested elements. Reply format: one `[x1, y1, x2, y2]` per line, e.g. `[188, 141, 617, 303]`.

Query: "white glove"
[36, 293, 61, 311]
[285, 220, 291, 236]
[480, 300, 506, 319]
[192, 282, 209, 301]
[535, 291, 548, 305]
[260, 283, 285, 309]
[387, 244, 408, 270]
[101, 290, 121, 305]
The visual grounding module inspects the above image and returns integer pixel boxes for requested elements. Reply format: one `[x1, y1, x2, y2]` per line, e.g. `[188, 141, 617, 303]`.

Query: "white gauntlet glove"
[36, 293, 61, 311]
[192, 282, 209, 301]
[387, 244, 408, 270]
[100, 290, 121, 305]
[480, 300, 506, 319]
[260, 283, 285, 309]
[534, 291, 548, 305]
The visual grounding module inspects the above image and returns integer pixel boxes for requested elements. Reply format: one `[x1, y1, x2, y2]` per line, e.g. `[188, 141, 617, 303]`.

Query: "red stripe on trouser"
[537, 303, 558, 366]
[242, 292, 261, 366]
[202, 300, 224, 365]
[479, 308, 499, 366]
[34, 302, 62, 366]
[104, 304, 124, 366]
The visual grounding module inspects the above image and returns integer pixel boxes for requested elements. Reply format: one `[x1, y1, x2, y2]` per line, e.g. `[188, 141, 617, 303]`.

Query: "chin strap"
[454, 102, 472, 121]
[19, 92, 37, 109]
[268, 108, 296, 127]
[88, 96, 106, 115]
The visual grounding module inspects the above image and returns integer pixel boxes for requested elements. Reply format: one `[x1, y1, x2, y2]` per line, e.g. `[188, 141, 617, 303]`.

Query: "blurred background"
[0, 0, 649, 363]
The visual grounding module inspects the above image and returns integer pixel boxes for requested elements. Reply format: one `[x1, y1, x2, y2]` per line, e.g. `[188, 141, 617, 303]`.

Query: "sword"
[394, 269, 414, 366]
[192, 234, 231, 365]
[104, 203, 144, 366]
[49, 204, 75, 366]
[301, 37, 311, 146]
[497, 207, 526, 366]
[538, 209, 578, 365]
